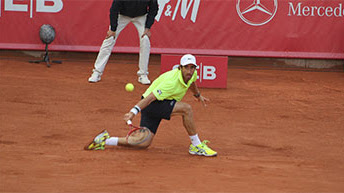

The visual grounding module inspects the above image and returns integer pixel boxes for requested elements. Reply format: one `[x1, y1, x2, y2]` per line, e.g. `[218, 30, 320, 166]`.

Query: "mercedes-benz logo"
[236, 0, 278, 26]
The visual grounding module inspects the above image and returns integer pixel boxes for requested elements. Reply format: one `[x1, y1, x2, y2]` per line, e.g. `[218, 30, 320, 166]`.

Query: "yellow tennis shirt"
[142, 68, 197, 101]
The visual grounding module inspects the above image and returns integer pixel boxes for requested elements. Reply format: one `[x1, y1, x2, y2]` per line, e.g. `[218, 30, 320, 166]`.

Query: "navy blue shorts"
[140, 99, 176, 134]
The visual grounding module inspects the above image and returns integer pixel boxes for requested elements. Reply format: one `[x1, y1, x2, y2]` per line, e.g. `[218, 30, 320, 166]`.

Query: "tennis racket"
[126, 120, 151, 145]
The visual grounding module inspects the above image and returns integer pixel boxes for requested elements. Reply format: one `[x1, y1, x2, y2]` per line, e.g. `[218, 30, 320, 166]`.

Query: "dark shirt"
[109, 0, 159, 31]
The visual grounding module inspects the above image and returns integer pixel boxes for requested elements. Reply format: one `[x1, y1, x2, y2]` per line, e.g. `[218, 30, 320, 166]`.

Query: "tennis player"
[85, 54, 217, 157]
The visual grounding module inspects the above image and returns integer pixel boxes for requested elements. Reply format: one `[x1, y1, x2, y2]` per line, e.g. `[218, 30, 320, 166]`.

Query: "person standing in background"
[88, 0, 159, 85]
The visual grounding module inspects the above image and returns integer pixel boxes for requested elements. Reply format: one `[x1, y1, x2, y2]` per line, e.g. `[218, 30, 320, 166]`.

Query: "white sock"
[189, 134, 201, 146]
[105, 137, 118, 146]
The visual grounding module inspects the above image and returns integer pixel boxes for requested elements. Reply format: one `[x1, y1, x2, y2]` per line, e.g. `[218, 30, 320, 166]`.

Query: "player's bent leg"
[118, 127, 154, 149]
[171, 102, 218, 156]
[171, 102, 196, 136]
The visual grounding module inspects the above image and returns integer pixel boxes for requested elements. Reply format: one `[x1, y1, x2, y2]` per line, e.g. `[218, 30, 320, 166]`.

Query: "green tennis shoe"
[189, 140, 217, 157]
[84, 130, 110, 150]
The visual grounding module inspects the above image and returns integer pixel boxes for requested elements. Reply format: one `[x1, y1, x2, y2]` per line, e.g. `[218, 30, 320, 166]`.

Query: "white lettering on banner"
[198, 63, 216, 82]
[1, 0, 63, 18]
[288, 2, 344, 17]
[156, 0, 200, 23]
[36, 0, 63, 13]
[170, 64, 217, 82]
[4, 0, 28, 12]
[203, 66, 216, 80]
[172, 64, 179, 69]
[236, 1, 343, 26]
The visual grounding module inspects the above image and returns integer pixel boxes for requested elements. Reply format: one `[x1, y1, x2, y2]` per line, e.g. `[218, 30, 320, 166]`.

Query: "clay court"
[1, 51, 344, 192]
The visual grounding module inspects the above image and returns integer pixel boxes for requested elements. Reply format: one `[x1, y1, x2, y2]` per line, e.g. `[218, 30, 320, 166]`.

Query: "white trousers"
[93, 14, 150, 76]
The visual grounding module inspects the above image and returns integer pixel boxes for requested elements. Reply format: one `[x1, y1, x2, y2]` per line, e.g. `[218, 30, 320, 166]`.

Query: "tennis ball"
[125, 83, 134, 92]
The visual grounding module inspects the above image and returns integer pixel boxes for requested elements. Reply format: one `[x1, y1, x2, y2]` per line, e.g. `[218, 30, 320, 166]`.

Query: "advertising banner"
[161, 54, 228, 88]
[0, 0, 343, 59]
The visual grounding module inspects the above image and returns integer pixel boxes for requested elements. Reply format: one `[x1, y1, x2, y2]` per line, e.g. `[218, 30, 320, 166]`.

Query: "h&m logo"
[156, 0, 200, 23]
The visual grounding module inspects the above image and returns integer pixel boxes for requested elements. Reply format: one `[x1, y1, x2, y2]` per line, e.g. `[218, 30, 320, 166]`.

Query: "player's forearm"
[190, 83, 200, 97]
[128, 92, 156, 116]
[136, 93, 156, 110]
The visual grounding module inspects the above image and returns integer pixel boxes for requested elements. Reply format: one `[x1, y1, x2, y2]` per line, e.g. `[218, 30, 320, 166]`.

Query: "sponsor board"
[161, 54, 228, 88]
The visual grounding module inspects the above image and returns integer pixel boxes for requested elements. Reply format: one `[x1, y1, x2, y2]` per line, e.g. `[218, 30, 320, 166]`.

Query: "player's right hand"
[124, 112, 134, 123]
[106, 30, 116, 39]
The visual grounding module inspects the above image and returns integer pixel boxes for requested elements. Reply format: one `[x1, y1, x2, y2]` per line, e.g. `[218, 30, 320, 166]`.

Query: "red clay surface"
[1, 51, 344, 192]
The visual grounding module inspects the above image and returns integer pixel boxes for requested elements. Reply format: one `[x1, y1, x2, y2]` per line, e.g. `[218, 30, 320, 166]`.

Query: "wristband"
[130, 105, 141, 115]
[193, 93, 201, 98]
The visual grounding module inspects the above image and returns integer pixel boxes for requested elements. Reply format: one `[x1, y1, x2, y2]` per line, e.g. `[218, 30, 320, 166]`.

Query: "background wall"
[0, 0, 343, 59]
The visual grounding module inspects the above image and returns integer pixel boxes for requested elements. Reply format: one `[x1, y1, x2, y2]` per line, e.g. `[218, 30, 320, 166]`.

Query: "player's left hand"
[141, 28, 151, 38]
[195, 95, 209, 107]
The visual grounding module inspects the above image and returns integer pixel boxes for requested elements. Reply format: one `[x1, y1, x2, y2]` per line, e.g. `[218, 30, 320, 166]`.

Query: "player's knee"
[183, 103, 193, 116]
[127, 128, 153, 148]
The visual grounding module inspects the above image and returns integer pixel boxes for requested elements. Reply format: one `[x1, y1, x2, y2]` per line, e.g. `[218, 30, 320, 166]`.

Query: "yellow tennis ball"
[125, 83, 134, 92]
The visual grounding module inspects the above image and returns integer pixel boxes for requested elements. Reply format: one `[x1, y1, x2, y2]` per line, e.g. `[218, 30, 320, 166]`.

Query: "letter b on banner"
[37, 0, 63, 12]
[203, 66, 216, 80]
[161, 54, 228, 88]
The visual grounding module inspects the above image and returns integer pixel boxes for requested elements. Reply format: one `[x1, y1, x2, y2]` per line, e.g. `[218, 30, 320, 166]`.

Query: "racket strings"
[126, 126, 152, 145]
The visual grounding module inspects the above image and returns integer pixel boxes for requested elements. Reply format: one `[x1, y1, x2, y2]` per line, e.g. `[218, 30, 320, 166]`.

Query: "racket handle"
[127, 120, 132, 125]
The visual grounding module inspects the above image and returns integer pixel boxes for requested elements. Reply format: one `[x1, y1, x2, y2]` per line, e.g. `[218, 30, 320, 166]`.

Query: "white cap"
[180, 54, 197, 67]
